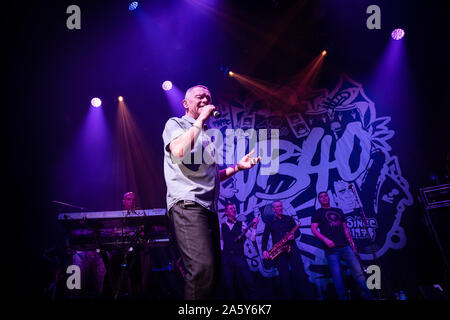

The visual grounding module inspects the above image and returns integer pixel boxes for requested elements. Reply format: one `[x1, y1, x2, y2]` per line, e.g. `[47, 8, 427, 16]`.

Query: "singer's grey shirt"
[162, 115, 220, 213]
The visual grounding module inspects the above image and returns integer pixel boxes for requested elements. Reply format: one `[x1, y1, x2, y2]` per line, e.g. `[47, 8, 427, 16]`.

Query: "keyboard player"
[102, 191, 143, 298]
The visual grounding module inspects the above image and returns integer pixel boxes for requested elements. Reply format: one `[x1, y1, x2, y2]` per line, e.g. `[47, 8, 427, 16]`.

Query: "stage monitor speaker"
[426, 206, 449, 254]
[419, 183, 450, 209]
[419, 184, 450, 280]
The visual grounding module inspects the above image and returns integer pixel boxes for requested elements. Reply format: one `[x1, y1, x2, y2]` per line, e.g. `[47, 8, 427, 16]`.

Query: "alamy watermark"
[366, 264, 381, 289]
[66, 5, 81, 30]
[66, 265, 81, 289]
[171, 128, 280, 175]
[66, 5, 381, 31]
[366, 5, 381, 30]
[65, 262, 381, 290]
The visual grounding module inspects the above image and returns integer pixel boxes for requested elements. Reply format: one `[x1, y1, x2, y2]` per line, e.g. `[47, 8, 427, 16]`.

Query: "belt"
[177, 200, 197, 206]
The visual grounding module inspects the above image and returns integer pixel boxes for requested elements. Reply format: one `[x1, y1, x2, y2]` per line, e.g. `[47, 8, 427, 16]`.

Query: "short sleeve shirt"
[311, 207, 350, 248]
[162, 115, 220, 212]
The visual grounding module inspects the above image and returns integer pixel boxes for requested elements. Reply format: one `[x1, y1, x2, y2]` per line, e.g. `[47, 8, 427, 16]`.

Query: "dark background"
[4, 0, 449, 299]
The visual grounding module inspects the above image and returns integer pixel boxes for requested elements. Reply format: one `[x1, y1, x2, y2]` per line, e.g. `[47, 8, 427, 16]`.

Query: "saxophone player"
[262, 201, 315, 299]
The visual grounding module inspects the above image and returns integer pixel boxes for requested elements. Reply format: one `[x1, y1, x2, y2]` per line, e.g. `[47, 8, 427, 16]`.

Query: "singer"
[162, 85, 261, 299]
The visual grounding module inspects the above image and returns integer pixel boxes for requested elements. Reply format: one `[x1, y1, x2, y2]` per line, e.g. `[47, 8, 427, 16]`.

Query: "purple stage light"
[162, 81, 173, 91]
[91, 97, 102, 108]
[391, 28, 405, 40]
[129, 2, 138, 11]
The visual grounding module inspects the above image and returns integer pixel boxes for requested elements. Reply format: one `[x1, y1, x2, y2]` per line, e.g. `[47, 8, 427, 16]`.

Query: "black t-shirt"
[311, 207, 349, 248]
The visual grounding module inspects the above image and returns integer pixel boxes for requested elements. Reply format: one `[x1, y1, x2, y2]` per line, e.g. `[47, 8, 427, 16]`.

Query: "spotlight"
[228, 71, 234, 77]
[129, 2, 138, 11]
[391, 28, 405, 40]
[162, 81, 173, 91]
[118, 96, 124, 102]
[321, 50, 327, 56]
[91, 97, 102, 108]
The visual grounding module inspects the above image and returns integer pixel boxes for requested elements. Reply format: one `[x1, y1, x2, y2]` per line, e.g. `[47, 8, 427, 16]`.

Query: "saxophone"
[266, 223, 301, 260]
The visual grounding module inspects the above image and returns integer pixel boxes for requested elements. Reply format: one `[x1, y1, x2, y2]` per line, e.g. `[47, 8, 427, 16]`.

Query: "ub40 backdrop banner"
[208, 75, 413, 289]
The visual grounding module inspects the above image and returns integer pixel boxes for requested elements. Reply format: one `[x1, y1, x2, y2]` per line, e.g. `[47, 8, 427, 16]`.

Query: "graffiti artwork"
[209, 75, 413, 290]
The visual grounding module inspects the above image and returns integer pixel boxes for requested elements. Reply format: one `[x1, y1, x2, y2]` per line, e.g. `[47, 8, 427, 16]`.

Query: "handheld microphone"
[212, 110, 221, 118]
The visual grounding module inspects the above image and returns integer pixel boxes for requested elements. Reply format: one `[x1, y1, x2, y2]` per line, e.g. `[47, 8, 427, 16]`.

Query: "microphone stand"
[349, 184, 383, 300]
[52, 200, 93, 212]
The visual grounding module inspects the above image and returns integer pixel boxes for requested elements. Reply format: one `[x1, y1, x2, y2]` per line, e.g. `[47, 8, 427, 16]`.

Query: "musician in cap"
[262, 201, 315, 299]
[162, 85, 261, 300]
[220, 203, 259, 299]
[311, 191, 373, 300]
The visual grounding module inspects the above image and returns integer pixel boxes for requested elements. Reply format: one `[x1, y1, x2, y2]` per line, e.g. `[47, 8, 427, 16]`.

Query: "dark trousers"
[274, 249, 315, 300]
[102, 250, 142, 298]
[222, 255, 259, 299]
[168, 201, 221, 300]
[325, 246, 373, 300]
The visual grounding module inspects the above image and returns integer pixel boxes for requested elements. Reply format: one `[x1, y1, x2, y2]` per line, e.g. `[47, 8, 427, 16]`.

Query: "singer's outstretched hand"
[237, 150, 261, 170]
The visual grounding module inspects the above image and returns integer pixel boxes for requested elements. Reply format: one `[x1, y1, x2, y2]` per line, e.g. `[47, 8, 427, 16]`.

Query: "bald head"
[185, 85, 210, 100]
[123, 192, 136, 211]
[272, 201, 283, 218]
[182, 85, 212, 118]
